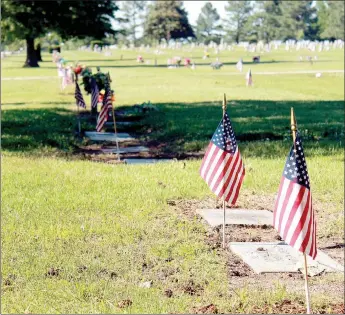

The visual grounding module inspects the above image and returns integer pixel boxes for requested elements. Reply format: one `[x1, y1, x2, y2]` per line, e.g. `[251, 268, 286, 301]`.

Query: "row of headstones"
[83, 39, 344, 53]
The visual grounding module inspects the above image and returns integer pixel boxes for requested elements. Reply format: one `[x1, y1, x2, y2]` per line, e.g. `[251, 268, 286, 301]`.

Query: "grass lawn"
[1, 47, 344, 314]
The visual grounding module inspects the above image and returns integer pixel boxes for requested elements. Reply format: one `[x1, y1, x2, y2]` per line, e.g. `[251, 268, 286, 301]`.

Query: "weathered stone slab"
[229, 242, 344, 274]
[196, 209, 273, 227]
[124, 158, 171, 165]
[105, 121, 135, 126]
[101, 146, 149, 154]
[85, 131, 135, 142]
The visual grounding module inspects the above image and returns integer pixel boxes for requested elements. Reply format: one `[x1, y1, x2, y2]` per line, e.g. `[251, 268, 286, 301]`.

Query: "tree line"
[1, 1, 344, 67]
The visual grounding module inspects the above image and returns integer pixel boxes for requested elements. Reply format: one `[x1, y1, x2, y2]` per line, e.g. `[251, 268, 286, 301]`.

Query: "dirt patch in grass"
[168, 195, 345, 307]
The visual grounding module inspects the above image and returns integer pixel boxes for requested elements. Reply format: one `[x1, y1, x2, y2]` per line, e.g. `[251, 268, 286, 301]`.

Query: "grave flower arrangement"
[137, 55, 144, 63]
[80, 66, 109, 94]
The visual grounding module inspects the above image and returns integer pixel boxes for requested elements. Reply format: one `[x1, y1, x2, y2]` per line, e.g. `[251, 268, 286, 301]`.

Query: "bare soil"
[168, 196, 344, 313]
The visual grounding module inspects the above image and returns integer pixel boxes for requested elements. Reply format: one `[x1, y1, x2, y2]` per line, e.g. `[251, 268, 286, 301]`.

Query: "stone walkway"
[83, 113, 172, 165]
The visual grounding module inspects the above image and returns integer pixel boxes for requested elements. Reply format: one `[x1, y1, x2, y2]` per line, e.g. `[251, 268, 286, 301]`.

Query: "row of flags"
[74, 79, 112, 132]
[200, 106, 317, 260]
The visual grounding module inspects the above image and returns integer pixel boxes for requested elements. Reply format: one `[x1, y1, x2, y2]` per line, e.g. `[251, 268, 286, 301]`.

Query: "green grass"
[1, 47, 344, 314]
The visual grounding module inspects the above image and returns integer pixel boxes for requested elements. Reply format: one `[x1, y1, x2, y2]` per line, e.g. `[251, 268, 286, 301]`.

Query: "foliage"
[1, 0, 119, 66]
[144, 1, 195, 42]
[224, 1, 253, 43]
[119, 1, 148, 46]
[319, 1, 345, 40]
[80, 67, 110, 94]
[195, 2, 222, 44]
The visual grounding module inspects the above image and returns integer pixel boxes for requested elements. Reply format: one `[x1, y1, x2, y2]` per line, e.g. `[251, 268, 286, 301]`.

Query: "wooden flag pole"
[222, 93, 227, 249]
[75, 74, 81, 135]
[291, 107, 311, 314]
[107, 73, 120, 161]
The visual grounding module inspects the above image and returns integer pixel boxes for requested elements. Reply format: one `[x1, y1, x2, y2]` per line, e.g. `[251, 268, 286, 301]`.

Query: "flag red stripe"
[228, 166, 245, 205]
[288, 190, 310, 247]
[277, 180, 295, 233]
[273, 177, 285, 225]
[217, 151, 240, 197]
[282, 186, 306, 240]
[200, 145, 220, 181]
[224, 159, 243, 202]
[209, 153, 233, 191]
[206, 150, 227, 186]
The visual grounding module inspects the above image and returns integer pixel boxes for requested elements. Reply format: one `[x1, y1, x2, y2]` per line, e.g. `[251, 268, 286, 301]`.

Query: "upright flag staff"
[107, 72, 120, 161]
[222, 93, 227, 248]
[291, 108, 311, 314]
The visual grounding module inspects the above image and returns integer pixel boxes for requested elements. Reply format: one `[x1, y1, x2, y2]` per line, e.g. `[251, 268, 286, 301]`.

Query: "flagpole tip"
[291, 108, 297, 132]
[222, 93, 227, 113]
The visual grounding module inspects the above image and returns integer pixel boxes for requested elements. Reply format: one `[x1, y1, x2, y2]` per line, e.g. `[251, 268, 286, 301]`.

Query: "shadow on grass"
[1, 107, 80, 153]
[138, 100, 344, 157]
[2, 100, 343, 158]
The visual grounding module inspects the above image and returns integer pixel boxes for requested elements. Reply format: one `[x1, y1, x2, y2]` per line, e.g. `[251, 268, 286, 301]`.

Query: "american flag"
[96, 87, 112, 132]
[200, 113, 245, 205]
[246, 68, 252, 86]
[74, 82, 86, 108]
[90, 77, 99, 108]
[273, 133, 317, 259]
[236, 58, 243, 72]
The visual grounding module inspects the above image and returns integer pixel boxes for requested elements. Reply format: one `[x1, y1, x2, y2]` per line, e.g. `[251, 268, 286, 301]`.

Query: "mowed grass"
[1, 47, 344, 313]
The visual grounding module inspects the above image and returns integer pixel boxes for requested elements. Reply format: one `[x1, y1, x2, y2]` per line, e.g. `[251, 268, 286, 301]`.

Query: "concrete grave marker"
[85, 131, 135, 142]
[196, 209, 273, 227]
[229, 242, 344, 274]
[124, 158, 171, 165]
[101, 146, 149, 154]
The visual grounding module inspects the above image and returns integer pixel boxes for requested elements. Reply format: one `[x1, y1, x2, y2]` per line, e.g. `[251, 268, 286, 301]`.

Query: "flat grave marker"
[101, 146, 149, 154]
[85, 131, 135, 142]
[196, 209, 273, 227]
[229, 242, 344, 275]
[124, 158, 172, 165]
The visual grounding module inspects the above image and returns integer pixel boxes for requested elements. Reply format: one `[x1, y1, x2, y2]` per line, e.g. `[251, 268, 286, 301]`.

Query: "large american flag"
[200, 113, 245, 205]
[273, 133, 317, 259]
[74, 82, 86, 108]
[90, 77, 99, 108]
[96, 87, 113, 132]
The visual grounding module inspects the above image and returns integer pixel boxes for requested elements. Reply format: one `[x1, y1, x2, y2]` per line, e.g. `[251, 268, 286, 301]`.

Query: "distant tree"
[195, 2, 222, 44]
[120, 1, 147, 46]
[280, 1, 318, 40]
[320, 1, 344, 40]
[144, 1, 194, 43]
[223, 1, 252, 43]
[1, 1, 118, 67]
[251, 0, 284, 43]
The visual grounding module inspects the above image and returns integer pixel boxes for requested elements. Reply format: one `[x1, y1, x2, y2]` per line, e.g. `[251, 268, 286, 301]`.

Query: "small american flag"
[91, 77, 99, 108]
[246, 68, 252, 86]
[200, 113, 245, 205]
[236, 58, 243, 72]
[96, 88, 112, 132]
[75, 82, 86, 108]
[273, 133, 317, 259]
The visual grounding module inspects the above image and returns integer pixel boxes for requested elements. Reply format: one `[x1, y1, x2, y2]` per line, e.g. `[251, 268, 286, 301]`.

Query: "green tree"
[120, 1, 147, 46]
[195, 2, 222, 44]
[280, 1, 317, 40]
[320, 1, 344, 40]
[224, 1, 252, 43]
[1, 0, 118, 67]
[251, 0, 284, 43]
[144, 1, 194, 43]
